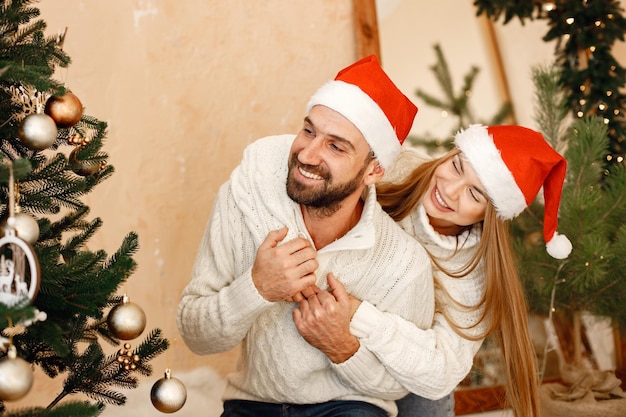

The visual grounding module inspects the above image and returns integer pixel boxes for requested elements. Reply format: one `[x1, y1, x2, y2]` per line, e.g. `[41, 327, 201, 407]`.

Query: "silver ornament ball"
[18, 113, 58, 151]
[0, 346, 33, 401]
[150, 369, 187, 413]
[1, 212, 39, 244]
[107, 298, 147, 340]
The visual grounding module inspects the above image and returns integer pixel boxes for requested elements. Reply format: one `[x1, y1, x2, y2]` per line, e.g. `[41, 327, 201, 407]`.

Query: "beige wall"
[10, 0, 356, 408]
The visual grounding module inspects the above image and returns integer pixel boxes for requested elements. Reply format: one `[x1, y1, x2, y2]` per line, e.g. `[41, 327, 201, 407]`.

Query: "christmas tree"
[513, 63, 626, 372]
[474, 0, 626, 162]
[407, 43, 512, 153]
[0, 2, 168, 416]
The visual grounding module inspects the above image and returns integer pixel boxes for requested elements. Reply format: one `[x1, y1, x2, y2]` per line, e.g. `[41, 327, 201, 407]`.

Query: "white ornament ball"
[107, 298, 146, 340]
[0, 346, 33, 401]
[17, 113, 58, 151]
[1, 212, 39, 244]
[150, 369, 187, 413]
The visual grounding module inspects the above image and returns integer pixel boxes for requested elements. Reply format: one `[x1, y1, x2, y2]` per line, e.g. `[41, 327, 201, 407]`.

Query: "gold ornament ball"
[1, 212, 39, 245]
[69, 147, 102, 176]
[0, 346, 34, 401]
[150, 369, 187, 413]
[17, 113, 58, 151]
[107, 300, 147, 340]
[44, 92, 83, 128]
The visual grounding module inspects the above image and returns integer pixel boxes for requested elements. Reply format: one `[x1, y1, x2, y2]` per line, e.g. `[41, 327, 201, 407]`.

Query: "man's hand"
[252, 227, 318, 302]
[292, 273, 360, 363]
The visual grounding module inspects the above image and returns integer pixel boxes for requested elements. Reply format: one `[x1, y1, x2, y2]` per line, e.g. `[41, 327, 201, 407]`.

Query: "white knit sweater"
[177, 135, 435, 416]
[349, 147, 487, 400]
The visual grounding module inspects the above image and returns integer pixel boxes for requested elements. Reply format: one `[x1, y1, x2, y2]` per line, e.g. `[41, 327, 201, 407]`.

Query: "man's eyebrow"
[458, 155, 489, 200]
[303, 116, 357, 152]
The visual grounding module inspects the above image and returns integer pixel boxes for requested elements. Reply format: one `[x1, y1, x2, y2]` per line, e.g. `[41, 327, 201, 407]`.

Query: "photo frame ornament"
[0, 166, 40, 306]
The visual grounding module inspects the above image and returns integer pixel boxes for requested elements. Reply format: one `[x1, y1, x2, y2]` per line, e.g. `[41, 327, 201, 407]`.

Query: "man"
[176, 55, 434, 417]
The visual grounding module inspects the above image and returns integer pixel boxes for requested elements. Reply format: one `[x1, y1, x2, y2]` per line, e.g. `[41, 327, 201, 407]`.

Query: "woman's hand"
[292, 273, 360, 363]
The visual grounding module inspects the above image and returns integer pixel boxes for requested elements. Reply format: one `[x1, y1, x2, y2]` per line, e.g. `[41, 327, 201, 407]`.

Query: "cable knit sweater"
[176, 135, 435, 417]
[349, 148, 487, 400]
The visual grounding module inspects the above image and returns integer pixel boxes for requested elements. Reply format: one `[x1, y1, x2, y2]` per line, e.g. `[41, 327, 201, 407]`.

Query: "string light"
[544, 3, 556, 12]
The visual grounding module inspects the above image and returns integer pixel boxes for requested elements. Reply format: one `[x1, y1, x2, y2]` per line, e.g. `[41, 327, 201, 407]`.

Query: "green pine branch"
[408, 43, 512, 151]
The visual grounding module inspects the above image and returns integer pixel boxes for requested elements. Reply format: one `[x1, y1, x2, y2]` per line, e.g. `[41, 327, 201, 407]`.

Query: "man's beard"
[286, 152, 367, 215]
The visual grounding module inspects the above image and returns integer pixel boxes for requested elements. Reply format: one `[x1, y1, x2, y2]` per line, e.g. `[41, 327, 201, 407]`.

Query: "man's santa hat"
[306, 55, 417, 170]
[455, 124, 572, 259]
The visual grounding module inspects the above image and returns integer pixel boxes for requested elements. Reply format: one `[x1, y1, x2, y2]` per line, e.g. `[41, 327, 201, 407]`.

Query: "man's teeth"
[435, 189, 449, 208]
[299, 168, 323, 180]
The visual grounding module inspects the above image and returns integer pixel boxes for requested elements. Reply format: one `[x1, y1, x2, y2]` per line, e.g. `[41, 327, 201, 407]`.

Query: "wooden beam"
[352, 0, 381, 61]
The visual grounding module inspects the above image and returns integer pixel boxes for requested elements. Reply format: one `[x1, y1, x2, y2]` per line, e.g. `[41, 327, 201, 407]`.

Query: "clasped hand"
[251, 227, 318, 302]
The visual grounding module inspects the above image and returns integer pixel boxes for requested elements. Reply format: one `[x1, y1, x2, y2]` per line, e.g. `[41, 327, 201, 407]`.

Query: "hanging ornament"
[107, 294, 147, 340]
[17, 112, 58, 151]
[69, 146, 104, 176]
[1, 211, 39, 245]
[116, 342, 141, 371]
[0, 345, 33, 401]
[44, 91, 83, 128]
[0, 167, 40, 306]
[150, 368, 187, 413]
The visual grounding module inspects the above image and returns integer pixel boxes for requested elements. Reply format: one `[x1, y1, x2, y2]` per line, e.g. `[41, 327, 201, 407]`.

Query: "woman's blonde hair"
[377, 150, 539, 417]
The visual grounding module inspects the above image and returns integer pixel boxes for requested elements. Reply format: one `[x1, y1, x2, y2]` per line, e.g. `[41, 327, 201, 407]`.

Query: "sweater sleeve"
[176, 181, 272, 355]
[349, 300, 484, 400]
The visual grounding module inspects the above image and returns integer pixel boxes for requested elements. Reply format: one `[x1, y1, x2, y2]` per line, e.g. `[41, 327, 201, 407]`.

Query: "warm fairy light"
[604, 118, 610, 124]
[580, 84, 586, 92]
[595, 20, 602, 27]
[590, 46, 596, 52]
[607, 90, 613, 96]
[579, 99, 586, 105]
[618, 156, 624, 163]
[614, 109, 621, 116]
[599, 103, 606, 111]
[441, 110, 448, 118]
[566, 17, 575, 24]
[577, 111, 584, 117]
[544, 3, 556, 12]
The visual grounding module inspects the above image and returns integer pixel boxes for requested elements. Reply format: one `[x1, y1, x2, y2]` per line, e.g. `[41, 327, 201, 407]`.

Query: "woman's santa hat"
[306, 55, 418, 170]
[455, 124, 572, 259]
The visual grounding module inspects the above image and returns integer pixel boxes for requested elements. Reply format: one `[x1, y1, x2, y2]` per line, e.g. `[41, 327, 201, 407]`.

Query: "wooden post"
[352, 0, 381, 61]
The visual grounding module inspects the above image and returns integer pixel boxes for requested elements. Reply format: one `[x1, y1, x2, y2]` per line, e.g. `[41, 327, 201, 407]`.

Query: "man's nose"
[297, 137, 323, 165]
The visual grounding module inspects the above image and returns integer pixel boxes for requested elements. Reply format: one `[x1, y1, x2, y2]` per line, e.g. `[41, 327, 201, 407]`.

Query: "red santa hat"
[454, 124, 572, 259]
[306, 55, 418, 170]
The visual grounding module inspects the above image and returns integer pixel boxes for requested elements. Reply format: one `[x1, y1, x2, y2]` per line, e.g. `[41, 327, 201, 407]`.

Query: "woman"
[379, 124, 572, 417]
[294, 124, 571, 417]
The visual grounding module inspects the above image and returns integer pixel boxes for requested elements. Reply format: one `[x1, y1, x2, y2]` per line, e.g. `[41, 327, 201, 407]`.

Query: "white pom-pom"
[546, 232, 572, 259]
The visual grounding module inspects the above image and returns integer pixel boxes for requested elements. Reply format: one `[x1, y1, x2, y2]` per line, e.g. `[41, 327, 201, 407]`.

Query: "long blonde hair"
[377, 150, 539, 417]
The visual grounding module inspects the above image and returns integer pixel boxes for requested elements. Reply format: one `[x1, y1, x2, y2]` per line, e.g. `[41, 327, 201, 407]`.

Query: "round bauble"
[0, 346, 33, 401]
[1, 212, 39, 245]
[107, 298, 147, 340]
[18, 113, 58, 151]
[44, 92, 83, 128]
[69, 147, 101, 176]
[150, 369, 187, 413]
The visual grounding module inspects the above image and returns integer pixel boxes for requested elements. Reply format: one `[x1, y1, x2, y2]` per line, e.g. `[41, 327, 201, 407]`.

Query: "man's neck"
[301, 193, 365, 250]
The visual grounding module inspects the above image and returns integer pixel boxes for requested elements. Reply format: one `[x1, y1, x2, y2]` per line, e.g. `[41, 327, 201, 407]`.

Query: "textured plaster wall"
[9, 0, 355, 408]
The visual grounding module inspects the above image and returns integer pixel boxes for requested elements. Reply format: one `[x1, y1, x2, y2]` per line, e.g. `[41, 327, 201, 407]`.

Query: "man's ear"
[364, 162, 385, 186]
